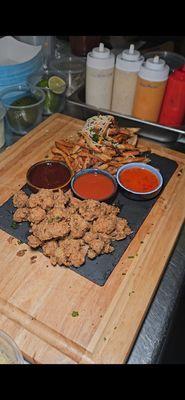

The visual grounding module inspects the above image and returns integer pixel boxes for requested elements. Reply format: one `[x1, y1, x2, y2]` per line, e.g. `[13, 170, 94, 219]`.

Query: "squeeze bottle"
[132, 55, 170, 122]
[158, 64, 185, 126]
[111, 44, 144, 115]
[85, 43, 115, 110]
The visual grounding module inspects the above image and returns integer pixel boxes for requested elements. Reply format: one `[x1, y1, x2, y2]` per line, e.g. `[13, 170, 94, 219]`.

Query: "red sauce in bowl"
[119, 167, 159, 193]
[27, 161, 72, 191]
[73, 172, 116, 200]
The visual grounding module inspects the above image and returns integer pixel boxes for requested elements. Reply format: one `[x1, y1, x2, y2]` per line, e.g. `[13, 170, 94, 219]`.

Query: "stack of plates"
[0, 36, 42, 94]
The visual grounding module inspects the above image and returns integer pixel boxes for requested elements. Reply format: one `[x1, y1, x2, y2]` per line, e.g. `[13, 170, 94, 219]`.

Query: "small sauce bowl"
[71, 169, 118, 202]
[26, 160, 73, 193]
[116, 162, 163, 200]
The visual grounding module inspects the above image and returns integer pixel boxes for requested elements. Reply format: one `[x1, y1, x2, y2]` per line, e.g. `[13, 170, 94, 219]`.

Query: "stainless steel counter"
[1, 101, 185, 364]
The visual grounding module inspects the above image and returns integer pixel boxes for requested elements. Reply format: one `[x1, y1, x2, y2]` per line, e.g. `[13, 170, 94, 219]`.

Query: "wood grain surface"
[0, 113, 184, 364]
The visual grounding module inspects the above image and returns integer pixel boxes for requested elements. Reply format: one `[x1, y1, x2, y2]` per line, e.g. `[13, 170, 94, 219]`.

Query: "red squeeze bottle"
[158, 64, 185, 126]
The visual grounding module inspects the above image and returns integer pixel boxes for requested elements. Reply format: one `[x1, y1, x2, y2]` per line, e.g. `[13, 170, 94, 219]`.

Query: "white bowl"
[116, 162, 163, 200]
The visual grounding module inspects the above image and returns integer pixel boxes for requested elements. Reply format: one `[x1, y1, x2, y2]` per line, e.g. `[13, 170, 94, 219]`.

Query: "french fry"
[81, 132, 102, 153]
[71, 145, 81, 154]
[55, 139, 74, 148]
[56, 149, 74, 170]
[106, 166, 117, 175]
[116, 143, 137, 151]
[51, 146, 65, 156]
[109, 160, 123, 167]
[110, 134, 126, 144]
[127, 128, 140, 134]
[117, 156, 150, 164]
[55, 142, 72, 155]
[121, 150, 140, 157]
[93, 153, 112, 162]
[96, 163, 110, 170]
[52, 155, 64, 161]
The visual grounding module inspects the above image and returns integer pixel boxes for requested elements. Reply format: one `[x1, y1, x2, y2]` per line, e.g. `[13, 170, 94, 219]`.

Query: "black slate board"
[0, 153, 178, 286]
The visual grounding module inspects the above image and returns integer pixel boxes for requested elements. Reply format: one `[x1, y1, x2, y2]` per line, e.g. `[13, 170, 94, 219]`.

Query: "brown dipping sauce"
[27, 161, 72, 190]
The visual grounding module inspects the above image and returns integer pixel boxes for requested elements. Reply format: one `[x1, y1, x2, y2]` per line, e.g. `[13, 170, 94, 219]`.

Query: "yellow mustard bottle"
[132, 55, 169, 122]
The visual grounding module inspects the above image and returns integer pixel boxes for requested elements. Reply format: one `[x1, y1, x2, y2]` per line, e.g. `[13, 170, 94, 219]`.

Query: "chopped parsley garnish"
[54, 216, 61, 221]
[128, 255, 134, 259]
[11, 221, 18, 229]
[92, 133, 99, 142]
[71, 311, 79, 317]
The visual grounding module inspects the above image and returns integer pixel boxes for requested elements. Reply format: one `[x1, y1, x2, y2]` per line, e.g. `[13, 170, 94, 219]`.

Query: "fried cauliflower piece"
[89, 238, 105, 255]
[13, 207, 29, 222]
[99, 202, 120, 217]
[32, 219, 70, 242]
[69, 197, 83, 210]
[87, 248, 97, 259]
[53, 190, 69, 208]
[47, 207, 70, 222]
[84, 231, 113, 256]
[111, 217, 132, 241]
[13, 190, 28, 208]
[92, 215, 117, 235]
[55, 238, 89, 267]
[78, 199, 101, 221]
[42, 240, 58, 257]
[28, 206, 46, 224]
[27, 234, 42, 248]
[27, 189, 54, 210]
[103, 243, 114, 254]
[69, 214, 90, 239]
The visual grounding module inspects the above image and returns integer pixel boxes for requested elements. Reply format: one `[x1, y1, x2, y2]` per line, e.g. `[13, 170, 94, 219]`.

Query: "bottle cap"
[145, 55, 165, 70]
[87, 42, 115, 70]
[116, 44, 144, 72]
[139, 55, 170, 81]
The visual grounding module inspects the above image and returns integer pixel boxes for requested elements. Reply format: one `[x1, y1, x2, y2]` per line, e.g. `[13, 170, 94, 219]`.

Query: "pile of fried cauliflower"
[12, 188, 131, 268]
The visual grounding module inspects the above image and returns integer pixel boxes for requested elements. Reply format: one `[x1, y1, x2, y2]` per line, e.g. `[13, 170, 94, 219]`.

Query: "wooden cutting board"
[0, 113, 185, 364]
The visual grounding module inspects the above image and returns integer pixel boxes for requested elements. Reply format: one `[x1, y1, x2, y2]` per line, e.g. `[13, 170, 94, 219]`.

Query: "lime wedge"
[48, 76, 66, 94]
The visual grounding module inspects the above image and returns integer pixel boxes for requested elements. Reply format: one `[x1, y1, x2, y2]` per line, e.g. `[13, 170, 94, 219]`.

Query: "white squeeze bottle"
[85, 42, 115, 110]
[111, 44, 144, 115]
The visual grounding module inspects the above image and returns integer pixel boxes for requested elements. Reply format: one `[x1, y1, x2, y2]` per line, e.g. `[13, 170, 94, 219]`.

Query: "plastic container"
[0, 102, 6, 148]
[49, 55, 85, 97]
[28, 68, 67, 115]
[132, 55, 170, 122]
[85, 42, 115, 110]
[1, 83, 45, 135]
[158, 65, 185, 127]
[111, 44, 144, 115]
[0, 330, 24, 364]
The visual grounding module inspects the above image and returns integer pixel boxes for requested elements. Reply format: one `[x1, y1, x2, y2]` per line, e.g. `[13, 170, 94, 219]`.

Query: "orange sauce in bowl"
[119, 167, 159, 193]
[73, 172, 116, 200]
